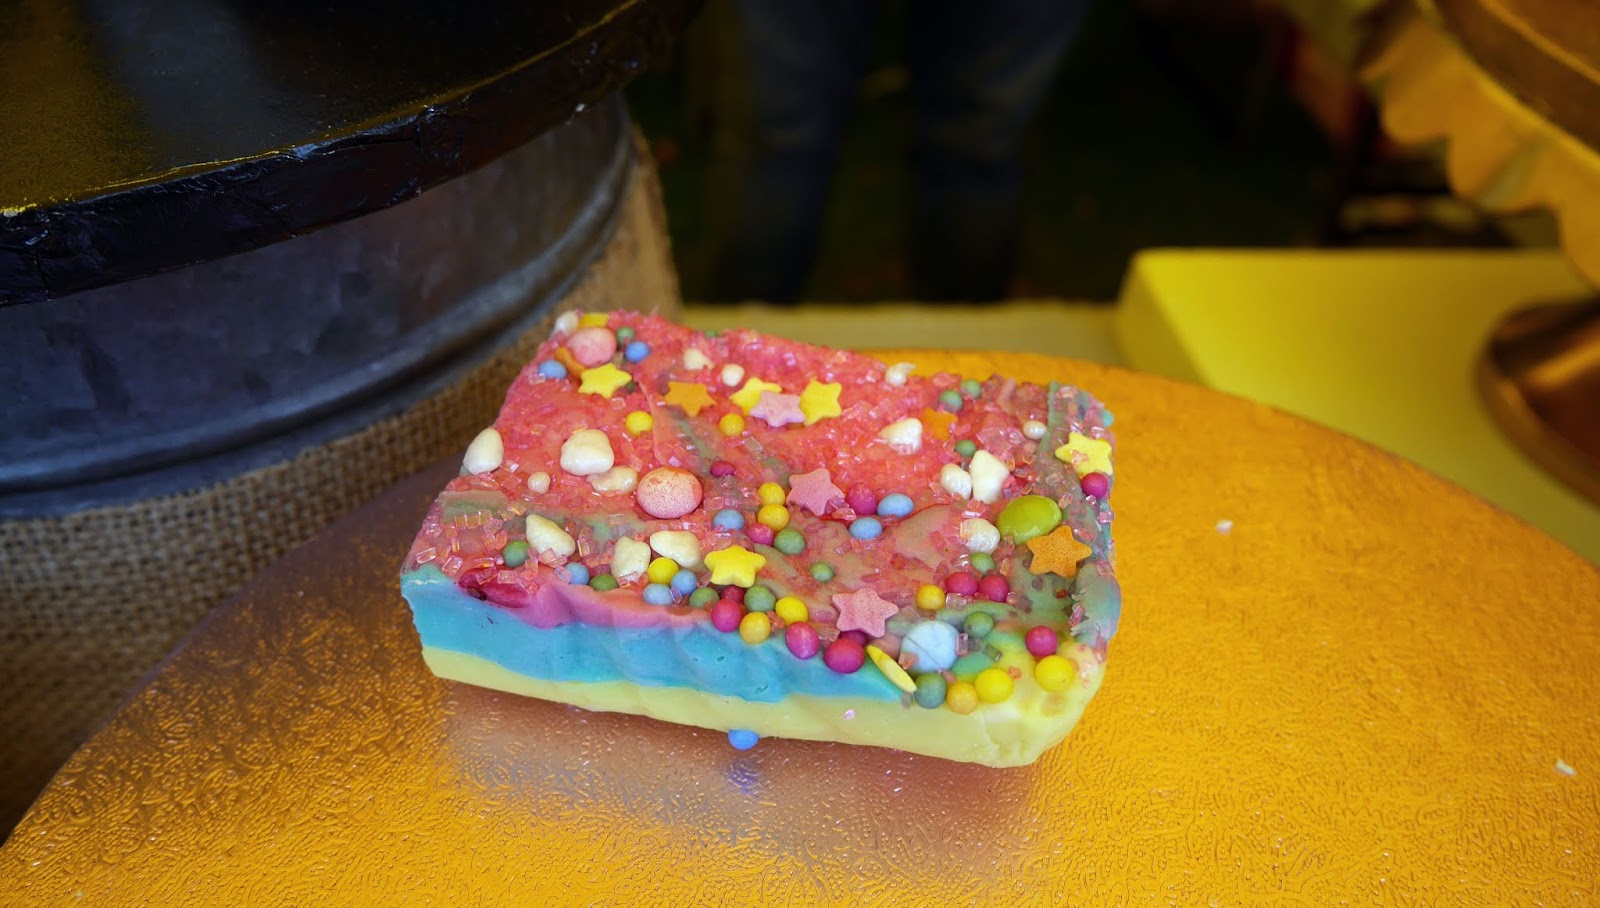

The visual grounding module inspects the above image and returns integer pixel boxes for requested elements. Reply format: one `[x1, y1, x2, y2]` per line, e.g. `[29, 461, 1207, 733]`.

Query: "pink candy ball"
[635, 467, 704, 519]
[746, 523, 775, 546]
[786, 622, 821, 660]
[944, 571, 979, 597]
[823, 638, 866, 674]
[566, 326, 618, 367]
[977, 574, 1010, 603]
[710, 599, 745, 633]
[710, 460, 736, 478]
[1080, 471, 1110, 500]
[839, 629, 869, 647]
[1025, 625, 1059, 658]
[721, 585, 746, 603]
[844, 483, 878, 516]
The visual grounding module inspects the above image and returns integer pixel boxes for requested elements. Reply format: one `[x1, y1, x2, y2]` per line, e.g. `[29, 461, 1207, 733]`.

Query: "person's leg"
[717, 0, 881, 302]
[909, 0, 1092, 301]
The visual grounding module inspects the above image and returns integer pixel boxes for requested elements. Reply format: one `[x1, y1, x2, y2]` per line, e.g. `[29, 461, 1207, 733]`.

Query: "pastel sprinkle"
[757, 504, 790, 531]
[664, 381, 716, 417]
[728, 729, 759, 750]
[739, 611, 771, 644]
[1054, 432, 1114, 477]
[976, 574, 1010, 603]
[1022, 419, 1047, 440]
[710, 460, 736, 478]
[647, 557, 679, 585]
[774, 595, 809, 623]
[567, 326, 617, 366]
[915, 584, 946, 611]
[730, 377, 783, 413]
[462, 427, 504, 474]
[578, 363, 632, 398]
[1081, 471, 1111, 499]
[642, 583, 674, 605]
[750, 391, 806, 427]
[635, 467, 704, 519]
[744, 585, 777, 612]
[844, 484, 878, 515]
[713, 509, 746, 530]
[670, 569, 699, 597]
[703, 545, 766, 587]
[969, 552, 995, 574]
[963, 611, 995, 638]
[577, 312, 609, 328]
[1025, 625, 1060, 657]
[564, 563, 591, 586]
[913, 673, 948, 709]
[823, 637, 866, 674]
[536, 360, 567, 379]
[590, 573, 619, 592]
[943, 571, 978, 596]
[718, 413, 745, 437]
[877, 493, 914, 518]
[746, 523, 775, 546]
[688, 587, 718, 608]
[975, 667, 1014, 703]
[710, 599, 744, 632]
[867, 644, 916, 693]
[624, 411, 654, 436]
[785, 622, 821, 660]
[798, 380, 842, 425]
[945, 681, 978, 714]
[938, 389, 963, 412]
[501, 540, 530, 568]
[960, 378, 983, 398]
[848, 517, 883, 540]
[773, 527, 806, 555]
[1035, 654, 1074, 691]
[719, 363, 745, 387]
[614, 326, 635, 343]
[953, 439, 977, 458]
[623, 340, 650, 362]
[809, 562, 835, 582]
[901, 619, 958, 671]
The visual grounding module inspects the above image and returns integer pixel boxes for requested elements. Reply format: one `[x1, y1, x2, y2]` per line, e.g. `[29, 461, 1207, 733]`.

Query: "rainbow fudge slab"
[401, 312, 1120, 766]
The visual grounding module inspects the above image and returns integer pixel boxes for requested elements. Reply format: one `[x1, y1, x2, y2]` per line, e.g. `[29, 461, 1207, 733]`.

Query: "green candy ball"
[745, 585, 777, 612]
[964, 611, 995, 639]
[969, 552, 995, 574]
[688, 587, 719, 608]
[590, 573, 619, 592]
[774, 527, 806, 556]
[938, 389, 964, 412]
[995, 494, 1063, 544]
[615, 326, 636, 342]
[954, 439, 977, 458]
[501, 540, 530, 568]
[960, 378, 983, 398]
[810, 562, 835, 582]
[913, 673, 949, 709]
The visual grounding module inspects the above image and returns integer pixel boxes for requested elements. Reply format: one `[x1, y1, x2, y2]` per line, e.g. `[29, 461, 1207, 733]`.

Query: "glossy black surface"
[0, 0, 698, 304]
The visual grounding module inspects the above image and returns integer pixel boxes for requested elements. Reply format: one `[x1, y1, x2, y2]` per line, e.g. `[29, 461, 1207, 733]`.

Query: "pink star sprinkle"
[786, 468, 845, 516]
[831, 587, 901, 638]
[750, 391, 805, 427]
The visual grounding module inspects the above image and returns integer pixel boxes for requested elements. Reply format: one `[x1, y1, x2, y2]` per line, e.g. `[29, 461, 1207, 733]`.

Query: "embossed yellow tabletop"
[4, 352, 1597, 905]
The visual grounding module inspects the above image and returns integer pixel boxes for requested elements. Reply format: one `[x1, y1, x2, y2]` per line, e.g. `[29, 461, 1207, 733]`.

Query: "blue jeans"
[719, 0, 1092, 302]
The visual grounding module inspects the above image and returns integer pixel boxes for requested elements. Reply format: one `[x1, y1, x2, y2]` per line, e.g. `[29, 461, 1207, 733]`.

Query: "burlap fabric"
[0, 148, 681, 834]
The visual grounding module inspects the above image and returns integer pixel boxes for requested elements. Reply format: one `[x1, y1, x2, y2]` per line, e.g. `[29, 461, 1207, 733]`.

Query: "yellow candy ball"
[646, 556, 679, 585]
[915, 583, 946, 611]
[945, 681, 979, 715]
[975, 667, 1015, 703]
[1034, 654, 1074, 692]
[774, 595, 809, 623]
[624, 411, 654, 437]
[757, 504, 790, 531]
[719, 413, 745, 437]
[757, 482, 786, 506]
[738, 611, 771, 644]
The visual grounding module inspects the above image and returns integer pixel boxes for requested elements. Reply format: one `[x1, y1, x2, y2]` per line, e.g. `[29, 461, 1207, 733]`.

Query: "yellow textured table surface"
[3, 352, 1597, 905]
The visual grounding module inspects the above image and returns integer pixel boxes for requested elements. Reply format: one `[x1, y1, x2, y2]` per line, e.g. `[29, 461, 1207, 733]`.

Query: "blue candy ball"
[624, 341, 650, 362]
[670, 569, 699, 597]
[849, 517, 883, 540]
[713, 509, 746, 530]
[564, 563, 591, 586]
[537, 360, 567, 380]
[728, 729, 760, 750]
[642, 583, 675, 605]
[877, 493, 914, 518]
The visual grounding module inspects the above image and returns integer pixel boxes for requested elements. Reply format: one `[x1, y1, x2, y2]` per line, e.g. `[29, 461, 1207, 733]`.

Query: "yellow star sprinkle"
[730, 377, 782, 414]
[578, 312, 610, 327]
[702, 544, 767, 588]
[578, 363, 632, 398]
[1054, 431, 1113, 477]
[799, 380, 842, 425]
[663, 381, 715, 417]
[866, 644, 917, 693]
[1027, 526, 1094, 578]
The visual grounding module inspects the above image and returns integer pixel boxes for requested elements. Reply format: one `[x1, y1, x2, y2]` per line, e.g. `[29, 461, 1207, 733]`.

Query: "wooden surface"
[2, 350, 1597, 904]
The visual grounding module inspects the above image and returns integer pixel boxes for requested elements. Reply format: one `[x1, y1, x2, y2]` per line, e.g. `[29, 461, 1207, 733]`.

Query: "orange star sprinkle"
[922, 408, 956, 441]
[663, 381, 715, 417]
[1027, 526, 1093, 578]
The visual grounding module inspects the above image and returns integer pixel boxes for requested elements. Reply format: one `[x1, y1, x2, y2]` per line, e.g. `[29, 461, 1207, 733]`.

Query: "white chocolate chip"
[461, 427, 504, 474]
[559, 429, 615, 476]
[939, 463, 972, 498]
[884, 362, 916, 386]
[720, 363, 745, 387]
[1023, 419, 1047, 440]
[682, 347, 713, 371]
[524, 514, 576, 558]
[959, 517, 1000, 554]
[525, 471, 551, 494]
[553, 311, 579, 337]
[649, 530, 703, 569]
[588, 465, 639, 493]
[610, 536, 650, 582]
[879, 417, 923, 454]
[968, 450, 1008, 504]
